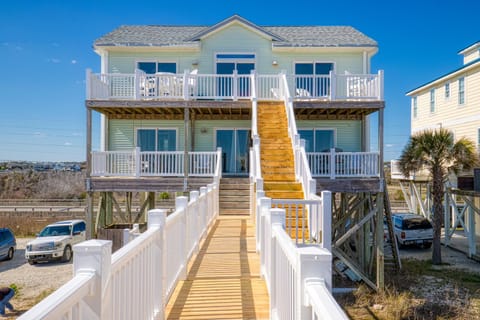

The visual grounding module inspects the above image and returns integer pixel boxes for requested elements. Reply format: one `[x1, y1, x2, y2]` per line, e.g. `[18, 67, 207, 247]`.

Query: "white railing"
[189, 151, 218, 176]
[19, 184, 219, 320]
[141, 151, 184, 176]
[91, 149, 138, 177]
[258, 204, 347, 320]
[308, 150, 380, 178]
[91, 149, 219, 177]
[335, 71, 384, 100]
[87, 70, 384, 101]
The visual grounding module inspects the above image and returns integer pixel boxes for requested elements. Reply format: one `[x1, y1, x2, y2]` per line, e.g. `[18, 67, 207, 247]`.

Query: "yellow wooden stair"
[257, 101, 307, 239]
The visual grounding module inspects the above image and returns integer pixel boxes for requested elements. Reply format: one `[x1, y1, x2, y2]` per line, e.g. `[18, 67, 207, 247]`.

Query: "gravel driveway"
[0, 238, 73, 318]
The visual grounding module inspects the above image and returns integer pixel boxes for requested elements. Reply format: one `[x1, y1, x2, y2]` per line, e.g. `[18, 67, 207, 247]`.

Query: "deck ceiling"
[86, 99, 384, 120]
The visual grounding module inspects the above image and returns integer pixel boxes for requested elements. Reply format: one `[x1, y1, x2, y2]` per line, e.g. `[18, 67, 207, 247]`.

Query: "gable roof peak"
[187, 14, 285, 42]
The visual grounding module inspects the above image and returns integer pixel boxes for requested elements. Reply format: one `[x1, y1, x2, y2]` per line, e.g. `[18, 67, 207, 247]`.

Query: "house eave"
[93, 44, 200, 54]
[272, 45, 378, 55]
[406, 58, 480, 96]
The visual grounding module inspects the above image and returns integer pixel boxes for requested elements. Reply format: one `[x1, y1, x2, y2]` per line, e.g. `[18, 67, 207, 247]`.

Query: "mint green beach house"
[85, 15, 385, 283]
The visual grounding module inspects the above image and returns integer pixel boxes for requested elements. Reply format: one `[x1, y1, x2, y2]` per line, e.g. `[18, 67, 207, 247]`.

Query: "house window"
[298, 129, 335, 152]
[295, 62, 334, 97]
[445, 82, 450, 99]
[413, 97, 417, 118]
[459, 77, 465, 105]
[137, 62, 177, 74]
[477, 128, 480, 152]
[136, 129, 176, 151]
[430, 89, 435, 113]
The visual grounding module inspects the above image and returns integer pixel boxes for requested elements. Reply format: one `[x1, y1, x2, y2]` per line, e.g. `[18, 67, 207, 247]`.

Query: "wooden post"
[376, 192, 385, 290]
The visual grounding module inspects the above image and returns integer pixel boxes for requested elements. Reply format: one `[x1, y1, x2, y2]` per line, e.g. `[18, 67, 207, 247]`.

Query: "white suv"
[392, 213, 433, 248]
[25, 220, 86, 265]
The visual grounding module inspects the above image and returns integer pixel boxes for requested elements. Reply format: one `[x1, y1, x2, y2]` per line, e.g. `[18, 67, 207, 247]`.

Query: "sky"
[1, 0, 479, 162]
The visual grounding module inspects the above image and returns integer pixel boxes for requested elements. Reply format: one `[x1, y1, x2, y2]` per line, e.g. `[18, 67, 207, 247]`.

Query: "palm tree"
[398, 128, 478, 265]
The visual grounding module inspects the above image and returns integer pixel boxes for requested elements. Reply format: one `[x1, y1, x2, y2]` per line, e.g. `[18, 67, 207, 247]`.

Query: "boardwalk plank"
[166, 216, 269, 319]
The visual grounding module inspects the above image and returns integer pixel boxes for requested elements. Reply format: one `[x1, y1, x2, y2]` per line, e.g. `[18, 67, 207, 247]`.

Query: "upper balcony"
[86, 70, 384, 103]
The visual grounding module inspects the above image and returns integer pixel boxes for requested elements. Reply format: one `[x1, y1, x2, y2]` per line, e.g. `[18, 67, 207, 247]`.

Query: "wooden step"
[262, 173, 296, 181]
[264, 182, 303, 191]
[264, 191, 304, 199]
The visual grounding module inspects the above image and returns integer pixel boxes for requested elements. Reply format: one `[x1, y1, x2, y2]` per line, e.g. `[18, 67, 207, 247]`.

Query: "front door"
[216, 129, 251, 175]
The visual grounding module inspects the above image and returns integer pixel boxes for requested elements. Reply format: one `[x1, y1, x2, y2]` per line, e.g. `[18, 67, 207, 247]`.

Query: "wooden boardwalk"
[166, 215, 270, 319]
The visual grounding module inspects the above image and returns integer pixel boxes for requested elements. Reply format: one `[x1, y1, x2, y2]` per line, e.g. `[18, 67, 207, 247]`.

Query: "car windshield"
[403, 218, 432, 230]
[39, 225, 72, 237]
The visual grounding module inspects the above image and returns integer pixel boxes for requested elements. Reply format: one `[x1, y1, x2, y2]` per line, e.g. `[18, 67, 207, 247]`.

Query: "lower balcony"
[90, 149, 221, 178]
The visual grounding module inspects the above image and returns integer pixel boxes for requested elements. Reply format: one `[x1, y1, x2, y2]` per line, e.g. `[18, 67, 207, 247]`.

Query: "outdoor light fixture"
[272, 60, 278, 66]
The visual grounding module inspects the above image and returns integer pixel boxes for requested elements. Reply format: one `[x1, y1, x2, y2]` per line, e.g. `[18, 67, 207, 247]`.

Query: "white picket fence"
[18, 184, 219, 320]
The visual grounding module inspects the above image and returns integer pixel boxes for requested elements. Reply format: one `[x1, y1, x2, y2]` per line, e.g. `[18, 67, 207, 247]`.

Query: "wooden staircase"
[219, 177, 250, 215]
[257, 101, 306, 238]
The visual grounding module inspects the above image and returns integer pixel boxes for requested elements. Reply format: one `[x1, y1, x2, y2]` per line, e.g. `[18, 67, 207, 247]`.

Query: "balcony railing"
[308, 150, 380, 178]
[91, 148, 220, 177]
[86, 69, 384, 101]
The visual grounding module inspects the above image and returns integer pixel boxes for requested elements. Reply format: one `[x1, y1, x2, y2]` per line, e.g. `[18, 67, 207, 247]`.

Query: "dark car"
[0, 228, 16, 261]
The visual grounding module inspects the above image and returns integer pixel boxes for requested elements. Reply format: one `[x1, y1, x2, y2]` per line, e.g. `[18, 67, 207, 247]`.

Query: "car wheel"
[62, 245, 72, 262]
[28, 259, 37, 265]
[396, 237, 404, 249]
[6, 247, 14, 260]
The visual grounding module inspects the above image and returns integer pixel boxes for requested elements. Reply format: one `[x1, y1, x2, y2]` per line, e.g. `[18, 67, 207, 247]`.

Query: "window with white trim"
[430, 89, 435, 113]
[137, 62, 177, 74]
[413, 96, 417, 118]
[298, 129, 335, 152]
[458, 77, 465, 105]
[136, 129, 177, 151]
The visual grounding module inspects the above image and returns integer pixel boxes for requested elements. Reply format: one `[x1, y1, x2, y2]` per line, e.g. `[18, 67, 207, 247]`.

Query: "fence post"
[135, 147, 141, 178]
[190, 190, 200, 253]
[233, 69, 238, 101]
[321, 191, 332, 250]
[330, 148, 336, 179]
[147, 209, 166, 315]
[73, 239, 112, 319]
[200, 186, 208, 239]
[258, 196, 270, 258]
[86, 68, 92, 99]
[329, 70, 336, 100]
[207, 184, 213, 224]
[297, 246, 333, 320]
[176, 196, 189, 280]
[269, 208, 286, 318]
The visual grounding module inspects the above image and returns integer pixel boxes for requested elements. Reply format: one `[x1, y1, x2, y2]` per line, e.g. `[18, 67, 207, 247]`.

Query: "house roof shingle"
[94, 20, 377, 49]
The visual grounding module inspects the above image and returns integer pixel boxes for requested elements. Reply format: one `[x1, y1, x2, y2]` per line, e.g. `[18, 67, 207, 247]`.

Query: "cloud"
[72, 132, 83, 137]
[48, 58, 61, 64]
[64, 142, 72, 146]
[71, 59, 77, 64]
[385, 144, 395, 148]
[2, 42, 23, 51]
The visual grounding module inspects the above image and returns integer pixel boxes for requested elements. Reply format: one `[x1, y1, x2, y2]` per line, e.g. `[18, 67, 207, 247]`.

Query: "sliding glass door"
[216, 129, 251, 175]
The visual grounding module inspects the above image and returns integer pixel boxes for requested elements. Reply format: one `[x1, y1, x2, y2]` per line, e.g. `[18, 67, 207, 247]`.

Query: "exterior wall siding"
[411, 65, 480, 150]
[297, 120, 362, 152]
[193, 120, 251, 151]
[108, 119, 186, 151]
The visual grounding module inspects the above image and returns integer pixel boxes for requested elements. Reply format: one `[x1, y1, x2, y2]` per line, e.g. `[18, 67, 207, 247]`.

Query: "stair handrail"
[279, 73, 316, 198]
[251, 70, 258, 138]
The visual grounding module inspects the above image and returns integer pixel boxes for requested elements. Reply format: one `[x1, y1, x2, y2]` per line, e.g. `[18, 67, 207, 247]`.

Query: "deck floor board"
[165, 215, 270, 319]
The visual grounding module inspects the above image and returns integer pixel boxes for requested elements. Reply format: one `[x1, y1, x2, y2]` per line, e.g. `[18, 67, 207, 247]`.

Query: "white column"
[73, 240, 112, 319]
